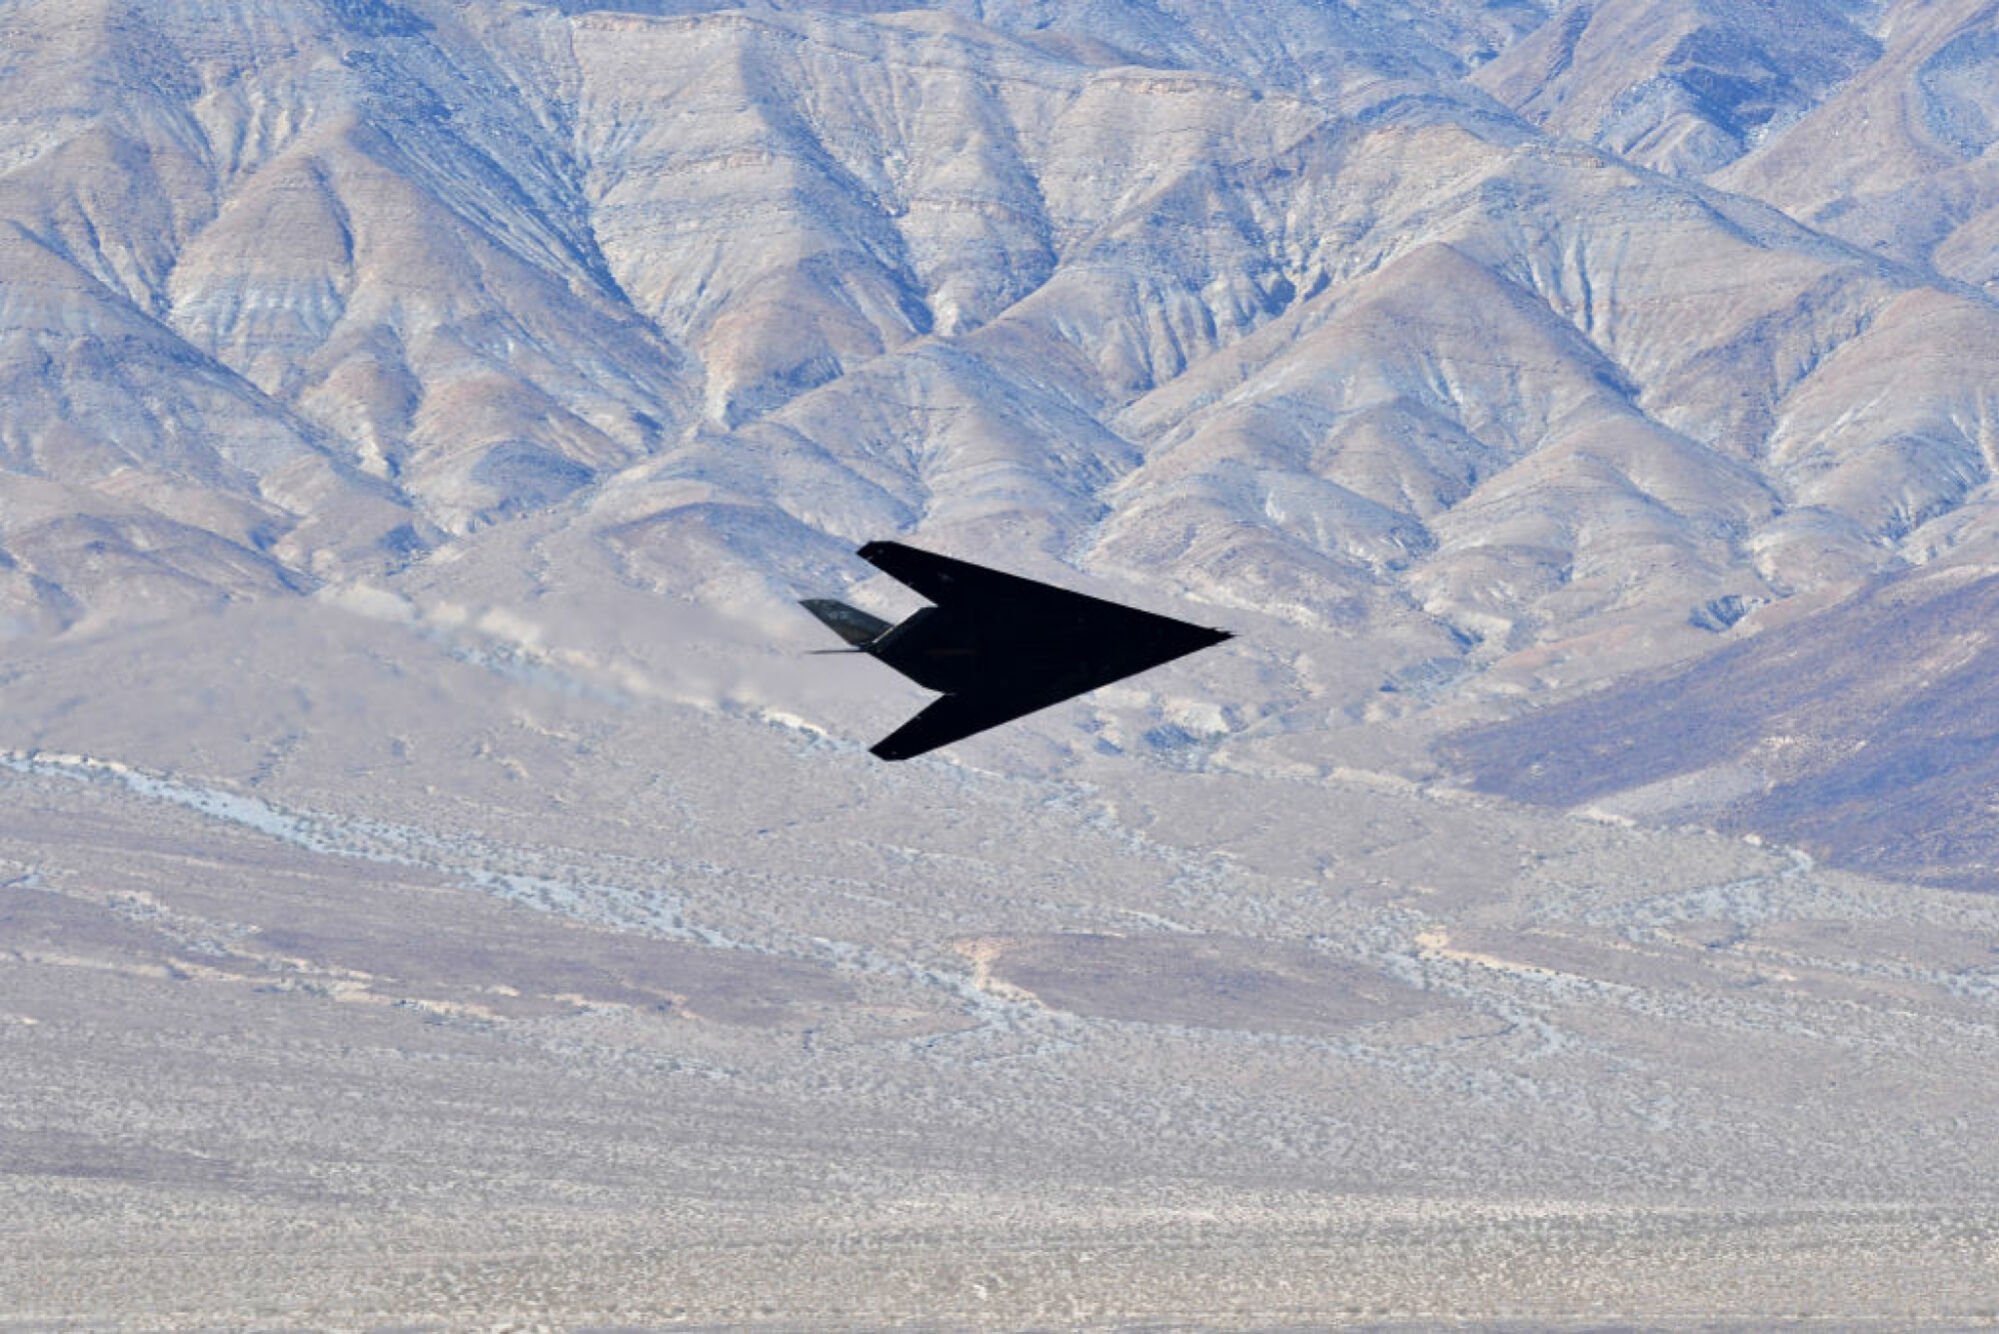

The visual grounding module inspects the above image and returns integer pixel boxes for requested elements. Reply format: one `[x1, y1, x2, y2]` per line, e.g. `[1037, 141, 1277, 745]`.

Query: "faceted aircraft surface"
[803, 542, 1233, 759]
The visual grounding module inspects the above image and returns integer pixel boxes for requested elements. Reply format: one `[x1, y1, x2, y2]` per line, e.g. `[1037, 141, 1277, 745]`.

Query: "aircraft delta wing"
[801, 541, 1232, 760]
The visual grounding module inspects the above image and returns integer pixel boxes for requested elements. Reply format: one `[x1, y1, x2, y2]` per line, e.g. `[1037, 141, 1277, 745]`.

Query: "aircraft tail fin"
[800, 598, 893, 648]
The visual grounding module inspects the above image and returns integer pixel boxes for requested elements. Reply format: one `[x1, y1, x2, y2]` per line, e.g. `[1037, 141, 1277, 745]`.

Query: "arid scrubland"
[5, 0, 1999, 1326]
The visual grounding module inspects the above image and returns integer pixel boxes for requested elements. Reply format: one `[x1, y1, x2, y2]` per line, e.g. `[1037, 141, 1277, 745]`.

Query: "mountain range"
[13, 3, 1999, 1324]
[5, 0, 1999, 865]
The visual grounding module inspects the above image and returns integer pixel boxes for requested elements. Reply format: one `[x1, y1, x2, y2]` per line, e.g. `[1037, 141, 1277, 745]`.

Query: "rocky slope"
[1444, 556, 1999, 887]
[12, 7, 1999, 1324]
[3, 0, 1998, 873]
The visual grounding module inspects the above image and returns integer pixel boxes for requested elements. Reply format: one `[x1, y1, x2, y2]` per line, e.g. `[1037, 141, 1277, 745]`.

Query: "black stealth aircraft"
[802, 541, 1232, 760]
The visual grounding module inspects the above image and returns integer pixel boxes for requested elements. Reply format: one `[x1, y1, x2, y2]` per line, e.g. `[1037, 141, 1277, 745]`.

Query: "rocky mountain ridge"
[4, 0, 1999, 875]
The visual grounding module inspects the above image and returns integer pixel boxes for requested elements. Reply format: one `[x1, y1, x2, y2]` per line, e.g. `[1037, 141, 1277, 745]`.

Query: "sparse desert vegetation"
[6, 0, 1999, 1325]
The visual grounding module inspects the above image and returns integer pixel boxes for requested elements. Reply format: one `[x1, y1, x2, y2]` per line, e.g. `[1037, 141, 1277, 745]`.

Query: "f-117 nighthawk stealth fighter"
[802, 540, 1232, 760]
